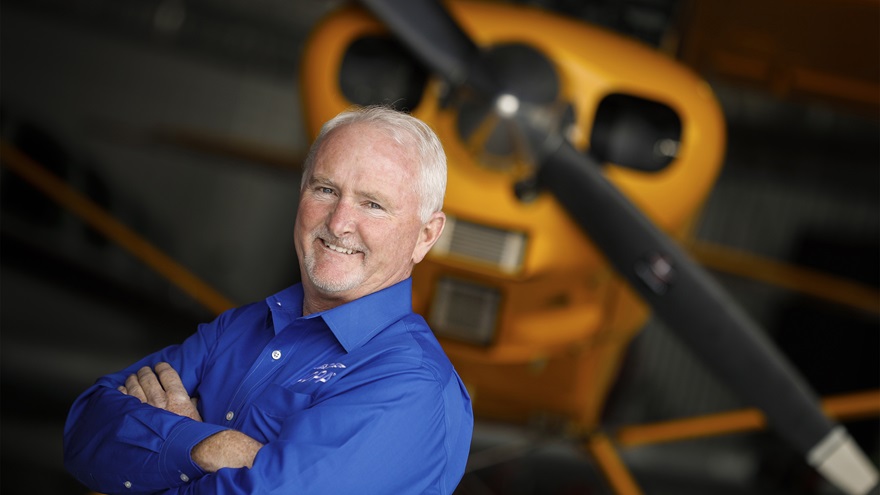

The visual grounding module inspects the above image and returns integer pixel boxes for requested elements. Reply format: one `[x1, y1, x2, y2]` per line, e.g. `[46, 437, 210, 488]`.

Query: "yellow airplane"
[299, 1, 878, 494]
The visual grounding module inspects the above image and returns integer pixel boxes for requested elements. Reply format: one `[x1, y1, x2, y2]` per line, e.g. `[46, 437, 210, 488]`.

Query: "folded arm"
[64, 315, 238, 494]
[160, 365, 471, 495]
[120, 363, 263, 472]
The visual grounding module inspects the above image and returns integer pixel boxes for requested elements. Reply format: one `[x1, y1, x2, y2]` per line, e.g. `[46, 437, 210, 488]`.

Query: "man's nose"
[327, 200, 356, 235]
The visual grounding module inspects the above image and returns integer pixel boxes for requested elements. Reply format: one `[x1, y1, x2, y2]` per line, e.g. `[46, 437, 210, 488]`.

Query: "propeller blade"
[535, 138, 878, 495]
[358, 0, 497, 95]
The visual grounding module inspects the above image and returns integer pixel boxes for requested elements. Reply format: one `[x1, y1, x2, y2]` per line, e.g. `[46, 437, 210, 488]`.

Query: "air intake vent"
[429, 277, 500, 345]
[433, 216, 526, 273]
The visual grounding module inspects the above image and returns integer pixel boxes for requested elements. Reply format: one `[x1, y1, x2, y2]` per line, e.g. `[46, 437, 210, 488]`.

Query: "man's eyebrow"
[308, 175, 334, 187]
[359, 190, 390, 206]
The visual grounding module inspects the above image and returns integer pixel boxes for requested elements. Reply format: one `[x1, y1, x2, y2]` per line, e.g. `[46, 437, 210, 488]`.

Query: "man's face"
[294, 123, 444, 314]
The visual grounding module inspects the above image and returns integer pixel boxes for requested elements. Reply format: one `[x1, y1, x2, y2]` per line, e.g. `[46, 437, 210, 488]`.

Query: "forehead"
[315, 124, 414, 174]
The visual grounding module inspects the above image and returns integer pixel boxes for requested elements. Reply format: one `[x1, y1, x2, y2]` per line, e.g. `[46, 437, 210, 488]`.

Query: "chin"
[308, 271, 364, 295]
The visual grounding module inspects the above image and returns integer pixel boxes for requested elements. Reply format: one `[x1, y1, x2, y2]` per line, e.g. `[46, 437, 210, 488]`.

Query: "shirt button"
[226, 411, 234, 421]
[180, 473, 190, 482]
[124, 481, 132, 489]
[272, 350, 282, 360]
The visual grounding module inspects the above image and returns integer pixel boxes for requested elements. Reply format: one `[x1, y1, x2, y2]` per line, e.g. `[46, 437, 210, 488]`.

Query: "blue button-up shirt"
[64, 278, 473, 494]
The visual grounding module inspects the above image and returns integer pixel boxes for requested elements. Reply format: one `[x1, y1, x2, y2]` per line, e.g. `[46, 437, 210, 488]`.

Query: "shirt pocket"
[248, 383, 314, 441]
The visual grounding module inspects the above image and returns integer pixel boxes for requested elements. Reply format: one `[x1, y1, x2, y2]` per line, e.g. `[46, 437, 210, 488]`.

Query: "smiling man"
[63, 106, 473, 494]
[296, 108, 446, 313]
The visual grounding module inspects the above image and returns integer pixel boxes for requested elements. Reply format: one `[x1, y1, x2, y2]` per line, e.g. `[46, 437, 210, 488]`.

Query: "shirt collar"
[265, 278, 414, 353]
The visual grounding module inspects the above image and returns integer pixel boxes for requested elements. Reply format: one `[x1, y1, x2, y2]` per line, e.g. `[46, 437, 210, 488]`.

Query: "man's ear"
[412, 212, 446, 265]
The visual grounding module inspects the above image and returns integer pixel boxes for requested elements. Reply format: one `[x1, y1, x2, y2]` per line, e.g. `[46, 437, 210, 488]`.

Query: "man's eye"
[318, 187, 334, 195]
[368, 202, 383, 210]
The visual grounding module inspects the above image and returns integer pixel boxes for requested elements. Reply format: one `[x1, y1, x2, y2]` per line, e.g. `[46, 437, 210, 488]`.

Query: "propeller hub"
[495, 94, 520, 118]
[454, 43, 562, 173]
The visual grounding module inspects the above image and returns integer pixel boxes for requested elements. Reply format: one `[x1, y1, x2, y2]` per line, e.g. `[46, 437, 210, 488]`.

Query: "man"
[64, 106, 474, 494]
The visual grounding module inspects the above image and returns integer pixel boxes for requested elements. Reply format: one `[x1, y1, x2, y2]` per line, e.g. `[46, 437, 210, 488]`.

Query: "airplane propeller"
[358, 0, 879, 493]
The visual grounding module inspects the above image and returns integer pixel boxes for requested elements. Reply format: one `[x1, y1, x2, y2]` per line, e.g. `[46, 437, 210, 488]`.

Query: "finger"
[136, 366, 167, 409]
[154, 363, 198, 418]
[118, 385, 128, 394]
[154, 362, 188, 398]
[124, 374, 147, 403]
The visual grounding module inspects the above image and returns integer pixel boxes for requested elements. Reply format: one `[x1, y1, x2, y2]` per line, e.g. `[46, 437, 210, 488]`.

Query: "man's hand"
[119, 362, 264, 472]
[191, 430, 263, 472]
[119, 362, 201, 421]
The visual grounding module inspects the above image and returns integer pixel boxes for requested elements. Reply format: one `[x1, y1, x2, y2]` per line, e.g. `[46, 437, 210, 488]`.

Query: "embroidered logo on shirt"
[297, 363, 346, 384]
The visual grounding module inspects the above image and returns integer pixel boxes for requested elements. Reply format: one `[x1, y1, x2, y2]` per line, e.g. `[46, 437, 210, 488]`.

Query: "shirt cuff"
[161, 420, 229, 486]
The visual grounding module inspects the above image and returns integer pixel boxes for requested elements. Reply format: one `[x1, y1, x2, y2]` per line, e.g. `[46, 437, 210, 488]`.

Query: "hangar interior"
[1, 0, 877, 493]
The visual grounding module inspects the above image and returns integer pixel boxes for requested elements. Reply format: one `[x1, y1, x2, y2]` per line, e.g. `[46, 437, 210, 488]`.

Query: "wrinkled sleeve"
[63, 314, 232, 495]
[163, 357, 473, 495]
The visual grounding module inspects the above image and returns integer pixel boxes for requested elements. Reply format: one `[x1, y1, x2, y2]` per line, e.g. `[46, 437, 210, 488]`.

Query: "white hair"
[301, 106, 447, 222]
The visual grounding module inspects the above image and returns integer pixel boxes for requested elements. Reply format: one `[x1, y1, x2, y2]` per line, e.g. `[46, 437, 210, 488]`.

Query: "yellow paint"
[300, 0, 726, 431]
